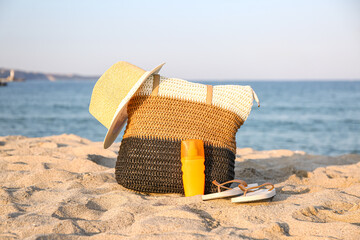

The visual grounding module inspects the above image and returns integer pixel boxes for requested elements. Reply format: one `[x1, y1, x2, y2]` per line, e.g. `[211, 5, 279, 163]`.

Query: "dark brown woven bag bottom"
[115, 137, 235, 194]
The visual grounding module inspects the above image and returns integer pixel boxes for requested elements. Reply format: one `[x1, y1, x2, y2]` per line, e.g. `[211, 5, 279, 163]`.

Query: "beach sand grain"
[0, 135, 359, 239]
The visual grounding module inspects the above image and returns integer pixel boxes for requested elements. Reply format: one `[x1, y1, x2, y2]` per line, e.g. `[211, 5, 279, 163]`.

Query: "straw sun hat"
[89, 61, 165, 149]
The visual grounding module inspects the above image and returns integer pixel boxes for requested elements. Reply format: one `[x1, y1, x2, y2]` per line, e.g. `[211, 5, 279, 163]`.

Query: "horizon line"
[2, 66, 360, 82]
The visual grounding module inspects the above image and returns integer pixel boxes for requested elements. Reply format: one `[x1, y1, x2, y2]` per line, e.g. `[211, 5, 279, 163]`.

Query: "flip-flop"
[231, 183, 276, 203]
[202, 179, 259, 201]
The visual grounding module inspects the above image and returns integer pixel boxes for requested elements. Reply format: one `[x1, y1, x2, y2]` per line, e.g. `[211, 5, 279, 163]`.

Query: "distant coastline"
[0, 67, 99, 82]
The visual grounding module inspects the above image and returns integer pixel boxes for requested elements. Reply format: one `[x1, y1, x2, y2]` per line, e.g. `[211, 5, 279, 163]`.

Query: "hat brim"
[103, 63, 165, 149]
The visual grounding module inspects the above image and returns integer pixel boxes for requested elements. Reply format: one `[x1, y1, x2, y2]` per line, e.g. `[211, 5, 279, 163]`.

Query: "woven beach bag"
[115, 74, 259, 194]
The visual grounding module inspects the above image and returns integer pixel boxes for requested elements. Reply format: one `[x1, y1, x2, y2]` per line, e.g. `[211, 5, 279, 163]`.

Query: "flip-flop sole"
[202, 183, 259, 201]
[231, 188, 276, 203]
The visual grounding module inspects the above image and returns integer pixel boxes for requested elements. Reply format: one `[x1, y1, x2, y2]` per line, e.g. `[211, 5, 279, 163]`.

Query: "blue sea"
[1, 80, 359, 156]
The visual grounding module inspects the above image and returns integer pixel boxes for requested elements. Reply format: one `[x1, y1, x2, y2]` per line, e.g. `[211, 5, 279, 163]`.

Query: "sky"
[0, 0, 359, 80]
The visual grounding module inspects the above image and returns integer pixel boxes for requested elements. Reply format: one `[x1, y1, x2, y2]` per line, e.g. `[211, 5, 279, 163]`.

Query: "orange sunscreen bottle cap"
[181, 139, 204, 159]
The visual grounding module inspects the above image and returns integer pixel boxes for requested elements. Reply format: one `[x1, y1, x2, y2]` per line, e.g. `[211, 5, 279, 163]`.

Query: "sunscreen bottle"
[181, 139, 205, 197]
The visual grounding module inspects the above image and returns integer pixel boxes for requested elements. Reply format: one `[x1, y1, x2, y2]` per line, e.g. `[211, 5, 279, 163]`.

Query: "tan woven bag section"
[116, 75, 259, 194]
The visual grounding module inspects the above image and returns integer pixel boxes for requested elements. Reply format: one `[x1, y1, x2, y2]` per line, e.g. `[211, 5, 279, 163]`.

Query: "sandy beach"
[0, 134, 359, 239]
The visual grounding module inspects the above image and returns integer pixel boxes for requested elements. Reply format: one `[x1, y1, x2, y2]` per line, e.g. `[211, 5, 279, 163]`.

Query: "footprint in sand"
[52, 201, 134, 235]
[0, 187, 14, 205]
[0, 203, 24, 218]
[292, 201, 360, 224]
[52, 219, 86, 235]
[87, 154, 116, 168]
[52, 203, 105, 221]
[12, 186, 43, 201]
[129, 215, 208, 234]
[52, 218, 119, 235]
[280, 185, 310, 195]
[86, 193, 129, 211]
[235, 168, 264, 180]
[250, 222, 290, 239]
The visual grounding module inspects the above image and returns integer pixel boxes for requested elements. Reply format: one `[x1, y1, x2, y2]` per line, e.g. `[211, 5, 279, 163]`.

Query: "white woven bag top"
[135, 76, 260, 122]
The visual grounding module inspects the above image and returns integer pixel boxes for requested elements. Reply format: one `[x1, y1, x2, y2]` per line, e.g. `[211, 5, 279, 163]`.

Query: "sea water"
[0, 80, 359, 156]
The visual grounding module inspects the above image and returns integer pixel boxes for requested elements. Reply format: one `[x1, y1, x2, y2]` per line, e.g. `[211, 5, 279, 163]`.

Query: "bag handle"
[206, 85, 213, 105]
